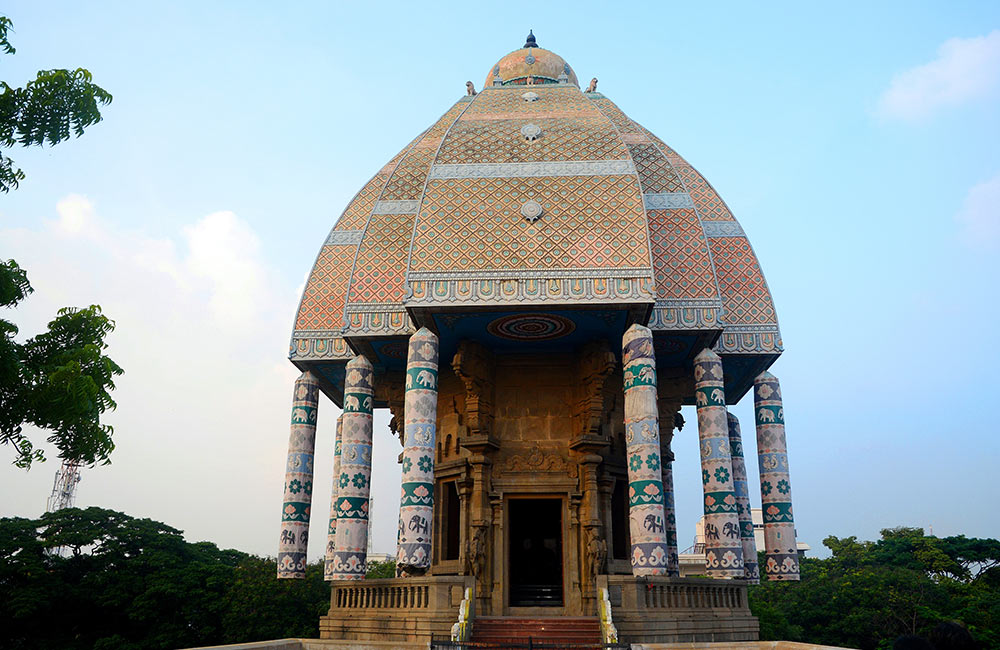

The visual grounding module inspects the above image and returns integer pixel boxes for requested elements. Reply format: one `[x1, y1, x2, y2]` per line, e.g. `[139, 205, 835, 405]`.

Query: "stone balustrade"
[321, 576, 472, 642]
[601, 575, 757, 643]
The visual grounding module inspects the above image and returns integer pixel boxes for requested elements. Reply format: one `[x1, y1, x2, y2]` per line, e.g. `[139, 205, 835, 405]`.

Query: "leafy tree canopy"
[0, 16, 112, 193]
[1, 508, 329, 650]
[0, 17, 120, 468]
[1, 260, 123, 468]
[750, 527, 1000, 649]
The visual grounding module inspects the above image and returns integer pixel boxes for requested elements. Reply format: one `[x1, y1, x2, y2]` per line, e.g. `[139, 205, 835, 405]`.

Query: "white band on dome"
[642, 193, 694, 210]
[701, 221, 745, 238]
[429, 160, 634, 180]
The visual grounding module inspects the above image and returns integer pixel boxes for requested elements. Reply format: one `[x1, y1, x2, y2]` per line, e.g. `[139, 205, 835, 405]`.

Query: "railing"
[333, 583, 430, 609]
[450, 587, 473, 642]
[603, 574, 750, 612]
[641, 581, 745, 609]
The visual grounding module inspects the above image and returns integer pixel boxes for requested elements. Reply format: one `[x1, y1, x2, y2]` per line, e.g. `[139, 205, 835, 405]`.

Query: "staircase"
[471, 616, 603, 645]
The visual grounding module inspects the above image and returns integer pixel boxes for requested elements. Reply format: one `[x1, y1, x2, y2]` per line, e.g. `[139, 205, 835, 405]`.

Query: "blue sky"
[1, 2, 999, 559]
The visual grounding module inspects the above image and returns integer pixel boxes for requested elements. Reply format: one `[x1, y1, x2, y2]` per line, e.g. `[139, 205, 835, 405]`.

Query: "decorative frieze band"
[428, 159, 635, 180]
[714, 326, 783, 354]
[289, 334, 353, 360]
[325, 230, 363, 246]
[648, 299, 723, 330]
[643, 193, 694, 210]
[702, 221, 745, 238]
[406, 275, 655, 306]
[343, 309, 414, 336]
[372, 200, 420, 215]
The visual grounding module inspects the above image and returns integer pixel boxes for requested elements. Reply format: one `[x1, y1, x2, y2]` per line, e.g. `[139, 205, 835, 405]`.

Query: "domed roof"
[290, 36, 781, 404]
[484, 31, 579, 88]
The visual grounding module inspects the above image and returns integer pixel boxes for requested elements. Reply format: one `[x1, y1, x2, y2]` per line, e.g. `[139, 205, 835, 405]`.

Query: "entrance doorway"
[508, 498, 563, 607]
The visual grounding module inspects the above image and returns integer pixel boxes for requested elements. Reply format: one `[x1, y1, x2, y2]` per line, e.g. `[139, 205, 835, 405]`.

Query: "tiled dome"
[291, 35, 781, 402]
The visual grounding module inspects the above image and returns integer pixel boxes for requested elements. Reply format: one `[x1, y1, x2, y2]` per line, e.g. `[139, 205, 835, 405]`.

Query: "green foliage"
[749, 529, 1000, 649]
[1, 260, 123, 468]
[0, 17, 112, 192]
[0, 508, 331, 650]
[366, 558, 397, 579]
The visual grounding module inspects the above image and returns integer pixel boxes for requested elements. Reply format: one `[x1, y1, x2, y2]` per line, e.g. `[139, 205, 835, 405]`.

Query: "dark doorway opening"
[508, 498, 563, 607]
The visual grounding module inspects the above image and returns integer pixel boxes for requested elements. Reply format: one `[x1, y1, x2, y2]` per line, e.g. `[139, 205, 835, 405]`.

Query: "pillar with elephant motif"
[329, 355, 375, 580]
[693, 348, 744, 578]
[396, 327, 440, 575]
[323, 414, 343, 580]
[727, 412, 759, 583]
[277, 371, 320, 579]
[754, 371, 800, 581]
[621, 324, 670, 575]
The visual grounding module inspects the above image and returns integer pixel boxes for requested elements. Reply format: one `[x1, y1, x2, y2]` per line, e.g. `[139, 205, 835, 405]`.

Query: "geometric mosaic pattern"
[347, 212, 414, 304]
[646, 209, 718, 301]
[673, 165, 735, 222]
[291, 71, 782, 357]
[411, 175, 649, 271]
[707, 237, 777, 325]
[295, 244, 358, 331]
[436, 117, 627, 164]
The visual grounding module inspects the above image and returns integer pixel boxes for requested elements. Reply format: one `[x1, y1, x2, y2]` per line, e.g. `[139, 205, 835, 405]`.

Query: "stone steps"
[471, 616, 602, 644]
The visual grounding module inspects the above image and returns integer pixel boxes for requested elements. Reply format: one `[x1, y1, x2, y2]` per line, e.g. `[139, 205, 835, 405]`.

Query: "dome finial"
[524, 30, 537, 48]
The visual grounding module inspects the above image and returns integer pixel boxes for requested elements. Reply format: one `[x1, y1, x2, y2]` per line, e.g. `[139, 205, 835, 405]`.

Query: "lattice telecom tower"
[46, 459, 82, 513]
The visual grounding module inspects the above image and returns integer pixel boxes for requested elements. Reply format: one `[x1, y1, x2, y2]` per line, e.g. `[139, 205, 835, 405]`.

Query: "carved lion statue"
[587, 77, 598, 93]
[466, 81, 476, 96]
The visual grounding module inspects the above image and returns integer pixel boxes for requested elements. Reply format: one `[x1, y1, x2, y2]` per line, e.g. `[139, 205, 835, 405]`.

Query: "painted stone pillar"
[329, 355, 374, 580]
[661, 448, 680, 576]
[754, 371, 800, 581]
[727, 412, 760, 583]
[693, 348, 744, 578]
[621, 324, 669, 575]
[323, 414, 343, 581]
[656, 400, 681, 577]
[396, 327, 440, 575]
[277, 371, 319, 579]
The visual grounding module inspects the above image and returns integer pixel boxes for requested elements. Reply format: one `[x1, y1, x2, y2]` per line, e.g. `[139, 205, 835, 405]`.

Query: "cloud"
[955, 171, 1000, 249]
[877, 30, 1000, 121]
[0, 197, 407, 560]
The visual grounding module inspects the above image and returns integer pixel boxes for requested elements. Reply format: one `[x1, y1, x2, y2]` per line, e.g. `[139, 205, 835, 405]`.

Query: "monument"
[277, 32, 799, 645]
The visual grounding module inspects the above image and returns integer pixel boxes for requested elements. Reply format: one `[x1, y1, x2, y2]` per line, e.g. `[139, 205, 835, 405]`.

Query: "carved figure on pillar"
[329, 355, 374, 580]
[754, 372, 800, 581]
[621, 324, 670, 575]
[324, 415, 343, 580]
[727, 412, 760, 583]
[396, 328, 440, 575]
[278, 371, 320, 579]
[693, 348, 744, 578]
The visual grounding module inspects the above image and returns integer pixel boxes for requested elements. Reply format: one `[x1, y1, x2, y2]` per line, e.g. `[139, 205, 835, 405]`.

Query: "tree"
[749, 528, 1000, 649]
[0, 18, 120, 468]
[1, 260, 123, 468]
[0, 508, 331, 650]
[0, 16, 112, 193]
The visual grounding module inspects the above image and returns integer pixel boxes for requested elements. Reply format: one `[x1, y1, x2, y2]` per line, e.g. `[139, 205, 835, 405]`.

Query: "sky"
[1, 1, 999, 561]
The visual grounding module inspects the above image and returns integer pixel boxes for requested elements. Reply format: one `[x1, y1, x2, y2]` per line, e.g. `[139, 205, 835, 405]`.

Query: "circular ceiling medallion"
[520, 123, 542, 141]
[520, 199, 543, 223]
[487, 313, 576, 341]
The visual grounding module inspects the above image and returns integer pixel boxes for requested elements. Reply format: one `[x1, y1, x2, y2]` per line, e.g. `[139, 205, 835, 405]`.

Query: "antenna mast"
[47, 459, 82, 513]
